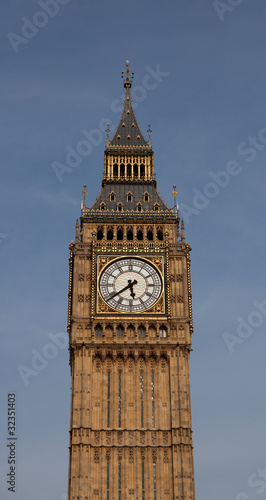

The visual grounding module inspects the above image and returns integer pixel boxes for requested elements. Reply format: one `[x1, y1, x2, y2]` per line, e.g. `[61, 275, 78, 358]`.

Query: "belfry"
[67, 61, 196, 499]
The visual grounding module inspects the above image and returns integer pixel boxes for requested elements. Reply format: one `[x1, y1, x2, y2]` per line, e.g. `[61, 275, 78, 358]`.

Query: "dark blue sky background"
[1, 1, 266, 499]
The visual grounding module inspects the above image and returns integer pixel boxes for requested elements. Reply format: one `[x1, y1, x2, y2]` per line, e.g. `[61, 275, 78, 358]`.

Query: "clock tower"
[67, 61, 195, 500]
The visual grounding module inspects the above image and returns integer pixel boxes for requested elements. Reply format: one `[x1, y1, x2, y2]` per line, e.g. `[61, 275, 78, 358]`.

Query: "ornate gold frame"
[96, 254, 165, 315]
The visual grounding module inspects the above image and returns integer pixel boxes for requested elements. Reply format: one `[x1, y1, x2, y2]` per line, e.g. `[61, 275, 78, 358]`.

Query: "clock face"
[98, 257, 163, 313]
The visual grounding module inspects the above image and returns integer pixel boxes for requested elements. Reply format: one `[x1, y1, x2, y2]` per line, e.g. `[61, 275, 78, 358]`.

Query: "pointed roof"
[109, 61, 150, 149]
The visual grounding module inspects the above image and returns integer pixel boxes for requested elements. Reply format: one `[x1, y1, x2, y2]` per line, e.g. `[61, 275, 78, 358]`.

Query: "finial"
[147, 124, 153, 147]
[172, 185, 178, 213]
[105, 123, 110, 146]
[82, 184, 88, 215]
[121, 60, 134, 88]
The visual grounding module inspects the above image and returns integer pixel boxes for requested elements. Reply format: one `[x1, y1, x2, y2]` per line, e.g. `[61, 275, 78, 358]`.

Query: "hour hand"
[106, 279, 138, 302]
[128, 279, 137, 299]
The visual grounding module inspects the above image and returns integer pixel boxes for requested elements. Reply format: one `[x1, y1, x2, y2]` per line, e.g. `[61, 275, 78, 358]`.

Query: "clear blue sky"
[1, 1, 266, 499]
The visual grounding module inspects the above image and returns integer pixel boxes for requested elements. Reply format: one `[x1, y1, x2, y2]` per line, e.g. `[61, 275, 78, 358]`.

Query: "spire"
[109, 61, 150, 149]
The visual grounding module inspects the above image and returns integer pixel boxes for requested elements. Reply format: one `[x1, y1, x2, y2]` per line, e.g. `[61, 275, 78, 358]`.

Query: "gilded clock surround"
[67, 62, 195, 500]
[97, 254, 165, 315]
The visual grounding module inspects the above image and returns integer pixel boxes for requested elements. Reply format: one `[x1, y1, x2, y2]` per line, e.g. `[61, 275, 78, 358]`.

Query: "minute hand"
[106, 279, 137, 302]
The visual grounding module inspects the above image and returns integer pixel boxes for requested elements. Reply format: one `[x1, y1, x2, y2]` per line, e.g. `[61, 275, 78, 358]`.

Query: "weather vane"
[172, 185, 178, 213]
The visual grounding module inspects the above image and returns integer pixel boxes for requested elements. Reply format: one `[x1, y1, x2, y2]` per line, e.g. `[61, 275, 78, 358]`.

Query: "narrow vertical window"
[107, 460, 110, 500]
[140, 371, 144, 428]
[118, 461, 121, 500]
[127, 164, 132, 177]
[107, 371, 110, 428]
[153, 462, 157, 500]
[95, 324, 103, 337]
[139, 325, 146, 338]
[151, 371, 155, 428]
[159, 326, 167, 338]
[118, 371, 121, 428]
[142, 461, 145, 500]
[113, 164, 118, 177]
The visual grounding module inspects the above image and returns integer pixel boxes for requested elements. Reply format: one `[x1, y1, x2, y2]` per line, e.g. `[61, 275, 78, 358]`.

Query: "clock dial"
[99, 257, 163, 313]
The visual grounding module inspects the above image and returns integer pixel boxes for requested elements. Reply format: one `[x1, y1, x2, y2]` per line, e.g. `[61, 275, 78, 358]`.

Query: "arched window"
[136, 203, 142, 212]
[110, 191, 116, 202]
[117, 228, 123, 240]
[97, 228, 103, 240]
[100, 202, 106, 211]
[107, 228, 113, 240]
[138, 325, 146, 338]
[127, 164, 132, 177]
[143, 192, 149, 202]
[113, 164, 118, 177]
[140, 164, 145, 177]
[137, 229, 143, 241]
[159, 326, 167, 338]
[127, 192, 133, 202]
[154, 203, 159, 211]
[95, 324, 103, 337]
[127, 228, 133, 240]
[117, 203, 123, 212]
[117, 325, 124, 337]
[147, 229, 153, 241]
[133, 164, 138, 178]
[120, 164, 125, 177]
[157, 229, 163, 241]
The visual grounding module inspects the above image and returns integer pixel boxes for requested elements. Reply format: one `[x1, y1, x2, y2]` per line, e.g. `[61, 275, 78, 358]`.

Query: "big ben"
[67, 61, 195, 500]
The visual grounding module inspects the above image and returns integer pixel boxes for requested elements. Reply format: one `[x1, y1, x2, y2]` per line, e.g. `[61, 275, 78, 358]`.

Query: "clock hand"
[106, 279, 138, 301]
[128, 279, 137, 299]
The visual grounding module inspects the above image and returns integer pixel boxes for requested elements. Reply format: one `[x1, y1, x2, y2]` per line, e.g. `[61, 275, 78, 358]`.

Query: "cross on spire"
[121, 60, 134, 88]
